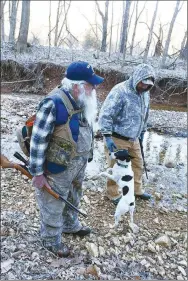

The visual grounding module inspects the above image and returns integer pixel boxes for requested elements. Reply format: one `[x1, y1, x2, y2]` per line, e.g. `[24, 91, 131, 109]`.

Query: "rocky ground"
[1, 93, 187, 280]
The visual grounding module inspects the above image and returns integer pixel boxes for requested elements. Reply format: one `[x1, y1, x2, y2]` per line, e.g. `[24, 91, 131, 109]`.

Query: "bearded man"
[29, 61, 104, 257]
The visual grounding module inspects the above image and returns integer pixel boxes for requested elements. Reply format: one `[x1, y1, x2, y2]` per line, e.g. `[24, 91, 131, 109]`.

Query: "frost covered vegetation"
[1, 41, 187, 80]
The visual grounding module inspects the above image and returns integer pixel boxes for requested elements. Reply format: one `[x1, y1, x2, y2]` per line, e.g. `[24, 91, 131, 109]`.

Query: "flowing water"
[144, 131, 187, 170]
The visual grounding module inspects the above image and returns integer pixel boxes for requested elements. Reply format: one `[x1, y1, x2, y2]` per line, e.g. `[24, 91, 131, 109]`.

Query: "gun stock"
[0, 154, 87, 217]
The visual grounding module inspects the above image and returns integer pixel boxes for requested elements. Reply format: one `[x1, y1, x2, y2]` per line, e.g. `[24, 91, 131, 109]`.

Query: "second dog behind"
[99, 149, 136, 228]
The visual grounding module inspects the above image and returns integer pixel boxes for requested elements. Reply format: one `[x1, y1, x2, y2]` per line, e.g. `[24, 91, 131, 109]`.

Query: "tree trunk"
[54, 1, 61, 47]
[109, 1, 113, 56]
[180, 38, 187, 60]
[9, 1, 18, 43]
[160, 0, 181, 67]
[115, 23, 119, 53]
[1, 1, 6, 42]
[48, 0, 52, 58]
[130, 1, 146, 56]
[95, 0, 109, 52]
[143, 1, 159, 62]
[16, 0, 31, 53]
[120, 0, 131, 55]
[153, 39, 163, 57]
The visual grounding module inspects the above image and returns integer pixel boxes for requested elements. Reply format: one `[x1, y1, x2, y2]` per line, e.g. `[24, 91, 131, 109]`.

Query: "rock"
[155, 235, 171, 247]
[31, 252, 39, 260]
[7, 272, 16, 280]
[77, 267, 86, 275]
[83, 195, 90, 204]
[147, 256, 156, 264]
[158, 266, 165, 277]
[140, 259, 147, 266]
[177, 275, 185, 280]
[111, 237, 120, 247]
[165, 161, 176, 168]
[122, 233, 132, 244]
[22, 175, 28, 180]
[154, 192, 162, 200]
[176, 206, 186, 212]
[1, 259, 14, 274]
[178, 260, 187, 267]
[178, 266, 187, 277]
[153, 217, 159, 224]
[99, 246, 105, 257]
[129, 222, 139, 233]
[85, 242, 99, 258]
[172, 193, 183, 199]
[148, 243, 156, 253]
[157, 255, 164, 265]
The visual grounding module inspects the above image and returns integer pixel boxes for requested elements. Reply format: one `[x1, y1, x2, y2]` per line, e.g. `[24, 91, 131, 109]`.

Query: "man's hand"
[105, 137, 117, 152]
[32, 174, 51, 189]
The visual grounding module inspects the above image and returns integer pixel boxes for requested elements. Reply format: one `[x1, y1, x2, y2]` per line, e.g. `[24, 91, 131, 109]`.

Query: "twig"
[1, 79, 36, 84]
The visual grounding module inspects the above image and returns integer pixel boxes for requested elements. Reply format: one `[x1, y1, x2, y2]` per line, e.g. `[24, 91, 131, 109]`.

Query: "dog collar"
[117, 163, 128, 168]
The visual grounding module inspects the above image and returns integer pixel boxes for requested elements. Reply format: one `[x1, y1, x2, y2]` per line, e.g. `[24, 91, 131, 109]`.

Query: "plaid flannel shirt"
[29, 99, 56, 176]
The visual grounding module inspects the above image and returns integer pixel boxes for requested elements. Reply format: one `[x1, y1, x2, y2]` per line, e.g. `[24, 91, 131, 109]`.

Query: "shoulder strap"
[48, 87, 83, 118]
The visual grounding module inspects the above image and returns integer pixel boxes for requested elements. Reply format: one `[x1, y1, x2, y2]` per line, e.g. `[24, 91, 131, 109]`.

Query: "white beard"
[77, 85, 98, 129]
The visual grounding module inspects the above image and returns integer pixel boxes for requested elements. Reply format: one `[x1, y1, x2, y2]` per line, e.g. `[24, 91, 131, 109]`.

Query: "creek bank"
[1, 43, 187, 107]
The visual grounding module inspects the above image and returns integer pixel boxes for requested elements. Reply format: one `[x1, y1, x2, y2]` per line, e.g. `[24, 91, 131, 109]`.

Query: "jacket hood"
[131, 64, 156, 92]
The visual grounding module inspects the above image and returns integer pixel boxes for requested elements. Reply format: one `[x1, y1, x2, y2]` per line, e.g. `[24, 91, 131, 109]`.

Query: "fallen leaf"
[85, 264, 101, 278]
[50, 258, 69, 268]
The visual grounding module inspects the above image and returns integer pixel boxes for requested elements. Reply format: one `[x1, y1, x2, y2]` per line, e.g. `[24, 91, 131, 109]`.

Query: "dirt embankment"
[1, 60, 187, 108]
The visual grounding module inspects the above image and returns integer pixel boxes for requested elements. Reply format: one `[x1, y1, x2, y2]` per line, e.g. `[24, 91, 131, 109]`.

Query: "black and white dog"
[99, 149, 136, 228]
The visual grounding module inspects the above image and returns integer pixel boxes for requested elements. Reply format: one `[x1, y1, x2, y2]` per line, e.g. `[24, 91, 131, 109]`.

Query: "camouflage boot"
[42, 242, 70, 258]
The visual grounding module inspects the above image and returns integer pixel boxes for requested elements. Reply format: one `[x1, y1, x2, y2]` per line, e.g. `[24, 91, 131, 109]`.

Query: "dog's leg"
[99, 172, 116, 182]
[129, 206, 139, 233]
[106, 168, 113, 173]
[114, 213, 121, 228]
[129, 208, 134, 224]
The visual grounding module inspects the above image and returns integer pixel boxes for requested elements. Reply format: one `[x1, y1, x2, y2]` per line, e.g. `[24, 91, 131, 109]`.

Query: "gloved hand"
[105, 136, 117, 152]
[32, 174, 51, 189]
[88, 157, 93, 163]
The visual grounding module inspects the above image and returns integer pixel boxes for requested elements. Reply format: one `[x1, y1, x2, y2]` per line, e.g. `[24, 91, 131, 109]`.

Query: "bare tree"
[180, 32, 187, 60]
[54, 1, 61, 46]
[130, 1, 146, 56]
[48, 1, 52, 58]
[160, 0, 183, 67]
[95, 0, 110, 52]
[153, 24, 163, 57]
[143, 1, 159, 62]
[16, 0, 31, 53]
[1, 1, 7, 42]
[127, 1, 136, 39]
[109, 1, 114, 56]
[9, 0, 19, 43]
[119, 0, 132, 55]
[53, 1, 71, 47]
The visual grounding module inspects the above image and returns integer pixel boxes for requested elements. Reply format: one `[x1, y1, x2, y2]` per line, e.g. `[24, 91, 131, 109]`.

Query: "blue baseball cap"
[65, 61, 104, 85]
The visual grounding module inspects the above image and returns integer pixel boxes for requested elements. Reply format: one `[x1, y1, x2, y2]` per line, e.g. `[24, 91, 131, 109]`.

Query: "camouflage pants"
[35, 156, 88, 247]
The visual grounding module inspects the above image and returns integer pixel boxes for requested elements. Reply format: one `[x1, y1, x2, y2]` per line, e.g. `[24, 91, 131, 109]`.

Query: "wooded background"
[1, 0, 187, 68]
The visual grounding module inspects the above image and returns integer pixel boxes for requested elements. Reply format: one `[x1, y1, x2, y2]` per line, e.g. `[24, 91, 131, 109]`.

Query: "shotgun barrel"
[0, 154, 87, 218]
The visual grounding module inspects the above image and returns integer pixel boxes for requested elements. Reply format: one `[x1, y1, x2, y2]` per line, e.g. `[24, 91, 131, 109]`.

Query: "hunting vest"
[45, 87, 93, 174]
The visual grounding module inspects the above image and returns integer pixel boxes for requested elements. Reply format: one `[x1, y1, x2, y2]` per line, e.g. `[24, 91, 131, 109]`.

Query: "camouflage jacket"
[98, 64, 155, 139]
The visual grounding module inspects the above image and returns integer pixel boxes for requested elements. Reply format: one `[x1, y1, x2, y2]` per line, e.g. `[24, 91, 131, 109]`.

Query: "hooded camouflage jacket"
[98, 64, 155, 139]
